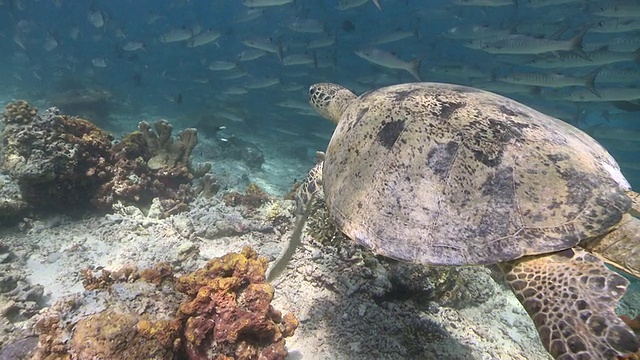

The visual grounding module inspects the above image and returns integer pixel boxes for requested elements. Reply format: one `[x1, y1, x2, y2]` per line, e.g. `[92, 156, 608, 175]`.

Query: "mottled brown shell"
[323, 83, 631, 266]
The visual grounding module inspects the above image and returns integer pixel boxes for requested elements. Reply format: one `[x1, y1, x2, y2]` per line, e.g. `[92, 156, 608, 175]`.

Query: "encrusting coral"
[31, 247, 298, 360]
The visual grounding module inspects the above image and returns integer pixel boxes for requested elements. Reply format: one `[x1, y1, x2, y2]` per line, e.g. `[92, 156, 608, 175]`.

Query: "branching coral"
[31, 247, 297, 360]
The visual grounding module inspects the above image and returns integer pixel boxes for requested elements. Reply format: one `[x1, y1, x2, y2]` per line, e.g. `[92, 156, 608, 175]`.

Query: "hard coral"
[224, 183, 270, 209]
[93, 120, 209, 216]
[1, 100, 37, 124]
[175, 246, 298, 360]
[0, 104, 113, 209]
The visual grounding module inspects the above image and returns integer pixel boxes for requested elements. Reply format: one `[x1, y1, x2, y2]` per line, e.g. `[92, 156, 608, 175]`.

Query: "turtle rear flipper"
[584, 213, 640, 279]
[500, 249, 639, 359]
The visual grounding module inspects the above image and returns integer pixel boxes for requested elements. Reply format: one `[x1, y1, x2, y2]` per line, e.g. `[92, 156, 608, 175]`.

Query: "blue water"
[0, 0, 639, 358]
[1, 1, 638, 192]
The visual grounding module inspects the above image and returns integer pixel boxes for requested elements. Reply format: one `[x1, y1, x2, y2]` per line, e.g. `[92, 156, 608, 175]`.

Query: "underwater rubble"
[2, 246, 297, 360]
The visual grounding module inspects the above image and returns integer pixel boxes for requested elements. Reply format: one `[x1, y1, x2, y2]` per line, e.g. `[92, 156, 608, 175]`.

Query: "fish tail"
[583, 67, 601, 98]
[277, 38, 284, 65]
[569, 26, 590, 61]
[408, 57, 422, 81]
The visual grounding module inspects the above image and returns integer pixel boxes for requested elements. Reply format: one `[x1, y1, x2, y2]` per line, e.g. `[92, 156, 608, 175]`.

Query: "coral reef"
[93, 120, 210, 217]
[0, 241, 45, 351]
[224, 183, 271, 210]
[0, 100, 212, 217]
[1, 103, 113, 209]
[215, 137, 265, 171]
[29, 247, 297, 360]
[176, 246, 298, 359]
[0, 173, 28, 221]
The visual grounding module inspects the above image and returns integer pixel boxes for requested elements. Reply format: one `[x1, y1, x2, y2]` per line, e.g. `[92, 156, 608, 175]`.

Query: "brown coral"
[175, 246, 298, 360]
[92, 120, 208, 216]
[32, 247, 297, 360]
[224, 183, 271, 210]
[0, 104, 113, 209]
[1, 100, 38, 124]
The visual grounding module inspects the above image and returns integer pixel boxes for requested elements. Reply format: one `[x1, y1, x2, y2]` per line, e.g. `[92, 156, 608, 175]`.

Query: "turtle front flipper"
[499, 248, 639, 359]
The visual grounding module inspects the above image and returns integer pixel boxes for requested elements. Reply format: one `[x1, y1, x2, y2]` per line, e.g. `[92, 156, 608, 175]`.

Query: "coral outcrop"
[30, 247, 297, 360]
[92, 119, 211, 217]
[1, 102, 113, 209]
[223, 183, 271, 210]
[0, 101, 211, 217]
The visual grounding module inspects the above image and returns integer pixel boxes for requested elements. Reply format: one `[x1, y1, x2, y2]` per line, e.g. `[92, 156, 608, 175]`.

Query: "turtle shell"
[323, 82, 631, 266]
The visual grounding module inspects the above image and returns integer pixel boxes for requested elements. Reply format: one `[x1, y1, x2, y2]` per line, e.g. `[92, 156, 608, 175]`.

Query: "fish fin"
[408, 57, 422, 81]
[276, 37, 284, 65]
[584, 67, 601, 98]
[568, 26, 591, 61]
[371, 0, 382, 10]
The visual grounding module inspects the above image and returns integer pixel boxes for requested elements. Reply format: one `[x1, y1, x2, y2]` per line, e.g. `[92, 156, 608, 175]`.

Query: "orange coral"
[176, 247, 297, 360]
[33, 247, 297, 360]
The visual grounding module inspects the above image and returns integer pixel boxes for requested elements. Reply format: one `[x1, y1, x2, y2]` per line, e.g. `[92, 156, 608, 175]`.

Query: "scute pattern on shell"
[323, 83, 631, 266]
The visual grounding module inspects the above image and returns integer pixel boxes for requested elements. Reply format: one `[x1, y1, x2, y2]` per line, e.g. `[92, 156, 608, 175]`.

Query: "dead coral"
[0, 105, 113, 209]
[224, 183, 270, 210]
[175, 246, 298, 360]
[32, 247, 297, 360]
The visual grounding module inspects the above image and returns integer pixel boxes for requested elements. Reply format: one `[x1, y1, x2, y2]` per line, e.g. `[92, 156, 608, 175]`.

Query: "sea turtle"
[297, 82, 640, 359]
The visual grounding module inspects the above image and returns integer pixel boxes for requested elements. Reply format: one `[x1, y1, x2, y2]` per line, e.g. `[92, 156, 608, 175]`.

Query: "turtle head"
[309, 83, 357, 125]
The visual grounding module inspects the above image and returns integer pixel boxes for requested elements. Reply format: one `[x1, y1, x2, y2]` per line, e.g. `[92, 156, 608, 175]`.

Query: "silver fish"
[208, 60, 237, 71]
[237, 48, 269, 62]
[472, 27, 590, 59]
[289, 18, 325, 33]
[498, 68, 601, 96]
[562, 87, 640, 102]
[122, 41, 145, 51]
[186, 30, 221, 48]
[92, 57, 108, 68]
[242, 0, 293, 7]
[160, 27, 195, 43]
[87, 10, 105, 28]
[355, 47, 422, 81]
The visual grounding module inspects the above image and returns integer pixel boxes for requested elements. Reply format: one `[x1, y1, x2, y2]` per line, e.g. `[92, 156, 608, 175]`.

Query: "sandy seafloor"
[0, 106, 638, 360]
